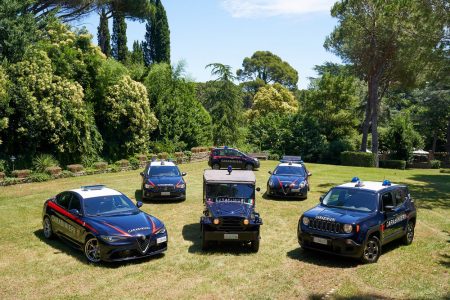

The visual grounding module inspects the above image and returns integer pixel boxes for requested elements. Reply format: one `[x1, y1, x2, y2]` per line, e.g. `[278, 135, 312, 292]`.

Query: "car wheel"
[251, 232, 260, 252]
[361, 236, 381, 263]
[43, 216, 54, 239]
[245, 164, 254, 171]
[212, 163, 220, 170]
[84, 237, 101, 263]
[402, 221, 415, 245]
[201, 227, 209, 250]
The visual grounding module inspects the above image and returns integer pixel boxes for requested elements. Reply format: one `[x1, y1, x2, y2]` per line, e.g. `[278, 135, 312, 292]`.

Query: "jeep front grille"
[309, 219, 341, 233]
[217, 217, 245, 231]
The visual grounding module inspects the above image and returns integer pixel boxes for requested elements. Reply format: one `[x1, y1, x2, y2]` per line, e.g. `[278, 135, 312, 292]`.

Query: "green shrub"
[0, 172, 5, 180]
[67, 164, 84, 173]
[430, 160, 441, 169]
[115, 159, 129, 168]
[136, 154, 148, 162]
[29, 172, 51, 182]
[341, 151, 376, 167]
[110, 164, 121, 173]
[157, 152, 169, 159]
[2, 177, 23, 186]
[440, 169, 450, 174]
[379, 160, 406, 170]
[12, 169, 31, 178]
[0, 160, 6, 172]
[32, 154, 58, 172]
[128, 157, 140, 170]
[183, 151, 192, 159]
[61, 170, 75, 178]
[268, 153, 280, 161]
[93, 162, 108, 170]
[45, 166, 62, 176]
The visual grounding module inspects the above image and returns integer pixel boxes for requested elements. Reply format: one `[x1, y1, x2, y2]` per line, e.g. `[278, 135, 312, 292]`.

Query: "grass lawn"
[0, 161, 448, 299]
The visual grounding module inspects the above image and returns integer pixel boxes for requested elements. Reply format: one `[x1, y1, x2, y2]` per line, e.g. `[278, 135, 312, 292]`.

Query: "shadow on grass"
[307, 293, 390, 300]
[134, 189, 185, 204]
[405, 174, 450, 209]
[34, 229, 163, 268]
[261, 191, 307, 202]
[182, 223, 256, 255]
[286, 247, 359, 268]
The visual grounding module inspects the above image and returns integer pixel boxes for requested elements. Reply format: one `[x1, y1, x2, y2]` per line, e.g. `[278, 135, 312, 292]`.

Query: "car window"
[381, 192, 394, 209]
[148, 166, 180, 176]
[218, 149, 226, 156]
[68, 194, 82, 212]
[56, 192, 71, 209]
[273, 166, 306, 176]
[226, 149, 238, 156]
[322, 188, 377, 212]
[83, 195, 138, 216]
[394, 188, 407, 207]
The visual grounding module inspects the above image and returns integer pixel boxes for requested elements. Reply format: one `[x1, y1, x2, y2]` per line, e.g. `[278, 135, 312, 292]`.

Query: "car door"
[52, 192, 72, 234]
[226, 149, 242, 169]
[392, 187, 408, 235]
[66, 193, 86, 244]
[381, 190, 400, 241]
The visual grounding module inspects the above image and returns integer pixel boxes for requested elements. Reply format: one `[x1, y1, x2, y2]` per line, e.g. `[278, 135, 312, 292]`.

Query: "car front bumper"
[267, 186, 308, 198]
[143, 188, 186, 200]
[203, 230, 259, 242]
[298, 231, 363, 258]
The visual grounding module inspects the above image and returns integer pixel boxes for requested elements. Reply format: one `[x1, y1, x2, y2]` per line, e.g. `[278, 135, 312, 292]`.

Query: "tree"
[325, 0, 449, 166]
[101, 76, 158, 159]
[237, 51, 299, 90]
[0, 67, 9, 145]
[144, 0, 170, 65]
[111, 10, 127, 62]
[130, 40, 144, 65]
[204, 63, 243, 145]
[97, 8, 111, 57]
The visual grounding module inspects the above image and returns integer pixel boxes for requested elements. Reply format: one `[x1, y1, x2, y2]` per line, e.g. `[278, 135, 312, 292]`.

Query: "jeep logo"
[316, 215, 335, 222]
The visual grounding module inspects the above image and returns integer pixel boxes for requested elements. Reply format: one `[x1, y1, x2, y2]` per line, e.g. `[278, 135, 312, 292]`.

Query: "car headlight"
[100, 235, 129, 243]
[144, 184, 154, 189]
[343, 224, 353, 233]
[155, 227, 166, 235]
[299, 181, 306, 188]
[302, 216, 310, 226]
[269, 179, 274, 187]
[176, 183, 185, 189]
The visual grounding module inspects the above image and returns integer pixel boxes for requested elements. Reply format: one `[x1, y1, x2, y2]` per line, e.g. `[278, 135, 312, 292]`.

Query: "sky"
[73, 0, 342, 89]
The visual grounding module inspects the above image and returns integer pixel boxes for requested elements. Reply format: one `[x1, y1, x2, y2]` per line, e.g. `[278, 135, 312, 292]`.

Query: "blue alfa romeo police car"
[140, 160, 187, 201]
[42, 185, 168, 263]
[298, 178, 416, 263]
[267, 159, 311, 199]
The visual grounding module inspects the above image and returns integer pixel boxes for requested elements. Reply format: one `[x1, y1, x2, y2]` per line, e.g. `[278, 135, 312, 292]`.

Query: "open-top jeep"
[200, 169, 263, 252]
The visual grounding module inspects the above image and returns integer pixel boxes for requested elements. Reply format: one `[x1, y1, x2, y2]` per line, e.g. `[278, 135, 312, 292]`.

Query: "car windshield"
[322, 188, 378, 212]
[206, 183, 254, 205]
[83, 195, 139, 216]
[148, 166, 180, 177]
[273, 166, 306, 176]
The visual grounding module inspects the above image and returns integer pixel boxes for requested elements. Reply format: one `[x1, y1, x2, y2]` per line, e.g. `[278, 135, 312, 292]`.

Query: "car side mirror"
[308, 172, 312, 176]
[140, 172, 144, 177]
[384, 205, 394, 212]
[69, 209, 81, 216]
[136, 201, 143, 208]
[182, 172, 187, 176]
[319, 196, 324, 203]
[268, 171, 272, 175]
[256, 187, 261, 192]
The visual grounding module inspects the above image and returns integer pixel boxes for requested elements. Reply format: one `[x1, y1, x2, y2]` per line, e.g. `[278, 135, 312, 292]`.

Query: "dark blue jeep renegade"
[298, 178, 416, 263]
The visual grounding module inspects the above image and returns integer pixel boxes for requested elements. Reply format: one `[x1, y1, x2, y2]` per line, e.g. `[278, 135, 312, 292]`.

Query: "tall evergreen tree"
[111, 10, 127, 62]
[97, 8, 111, 57]
[154, 0, 170, 64]
[143, 0, 156, 66]
[130, 40, 144, 65]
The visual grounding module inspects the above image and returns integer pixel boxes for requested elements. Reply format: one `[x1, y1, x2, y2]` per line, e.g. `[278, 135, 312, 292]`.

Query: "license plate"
[224, 234, 238, 240]
[161, 192, 170, 196]
[313, 237, 328, 245]
[157, 236, 167, 244]
[291, 188, 300, 192]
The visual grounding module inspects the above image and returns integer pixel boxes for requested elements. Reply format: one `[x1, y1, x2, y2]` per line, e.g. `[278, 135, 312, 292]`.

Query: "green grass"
[0, 161, 449, 299]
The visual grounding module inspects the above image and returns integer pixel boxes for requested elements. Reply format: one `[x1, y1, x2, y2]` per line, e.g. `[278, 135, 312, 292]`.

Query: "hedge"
[67, 164, 84, 173]
[379, 160, 406, 170]
[430, 160, 441, 169]
[45, 166, 62, 176]
[115, 159, 129, 168]
[93, 162, 108, 170]
[341, 151, 376, 167]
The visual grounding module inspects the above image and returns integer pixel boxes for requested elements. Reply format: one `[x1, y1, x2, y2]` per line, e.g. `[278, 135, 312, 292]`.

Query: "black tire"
[84, 236, 101, 263]
[201, 227, 209, 250]
[43, 216, 54, 239]
[245, 164, 254, 171]
[251, 231, 260, 252]
[361, 236, 381, 264]
[402, 221, 415, 245]
[212, 163, 220, 170]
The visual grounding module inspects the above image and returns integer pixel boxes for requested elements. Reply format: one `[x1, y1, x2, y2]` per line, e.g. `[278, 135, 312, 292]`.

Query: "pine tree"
[154, 0, 170, 64]
[111, 10, 127, 62]
[97, 8, 111, 57]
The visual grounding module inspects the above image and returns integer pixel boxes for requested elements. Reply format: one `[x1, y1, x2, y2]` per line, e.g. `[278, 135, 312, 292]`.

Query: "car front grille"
[136, 235, 151, 254]
[154, 185, 175, 192]
[217, 217, 245, 231]
[309, 219, 341, 233]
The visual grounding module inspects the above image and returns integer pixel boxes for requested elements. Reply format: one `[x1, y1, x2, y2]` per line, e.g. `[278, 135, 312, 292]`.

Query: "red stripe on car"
[47, 201, 97, 233]
[102, 222, 132, 237]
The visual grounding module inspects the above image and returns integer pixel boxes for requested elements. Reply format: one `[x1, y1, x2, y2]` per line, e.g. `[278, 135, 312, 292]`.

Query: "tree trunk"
[360, 94, 371, 152]
[369, 75, 380, 167]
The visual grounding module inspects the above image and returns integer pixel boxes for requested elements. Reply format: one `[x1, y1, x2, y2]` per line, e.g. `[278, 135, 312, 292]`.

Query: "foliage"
[101, 75, 157, 160]
[130, 40, 144, 65]
[6, 48, 102, 164]
[67, 164, 84, 173]
[32, 154, 59, 172]
[153, 0, 170, 64]
[0, 160, 5, 172]
[247, 112, 291, 154]
[128, 157, 140, 170]
[45, 166, 62, 175]
[247, 83, 298, 120]
[11, 169, 31, 178]
[115, 159, 129, 168]
[341, 151, 376, 167]
[268, 153, 280, 161]
[97, 8, 111, 57]
[430, 160, 441, 169]
[93, 162, 108, 170]
[111, 10, 127, 62]
[237, 51, 298, 90]
[379, 160, 406, 170]
[0, 67, 10, 145]
[383, 113, 423, 162]
[145, 63, 213, 151]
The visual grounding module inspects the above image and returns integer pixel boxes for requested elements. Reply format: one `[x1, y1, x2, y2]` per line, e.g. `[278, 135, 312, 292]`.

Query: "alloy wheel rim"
[44, 218, 52, 238]
[85, 239, 101, 262]
[364, 240, 379, 261]
[407, 224, 414, 242]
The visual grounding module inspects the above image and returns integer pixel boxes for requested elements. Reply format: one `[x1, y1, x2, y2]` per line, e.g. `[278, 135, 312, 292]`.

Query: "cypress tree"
[97, 8, 111, 57]
[143, 1, 156, 66]
[111, 10, 127, 62]
[130, 40, 144, 65]
[154, 0, 170, 64]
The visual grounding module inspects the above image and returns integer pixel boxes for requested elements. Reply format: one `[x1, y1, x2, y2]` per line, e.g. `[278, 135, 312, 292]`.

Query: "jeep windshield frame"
[322, 187, 379, 212]
[205, 183, 255, 205]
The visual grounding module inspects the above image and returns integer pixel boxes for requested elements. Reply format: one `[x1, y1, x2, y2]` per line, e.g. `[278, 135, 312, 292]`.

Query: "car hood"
[304, 205, 373, 224]
[85, 212, 164, 236]
[146, 176, 183, 186]
[206, 201, 253, 218]
[270, 175, 306, 187]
